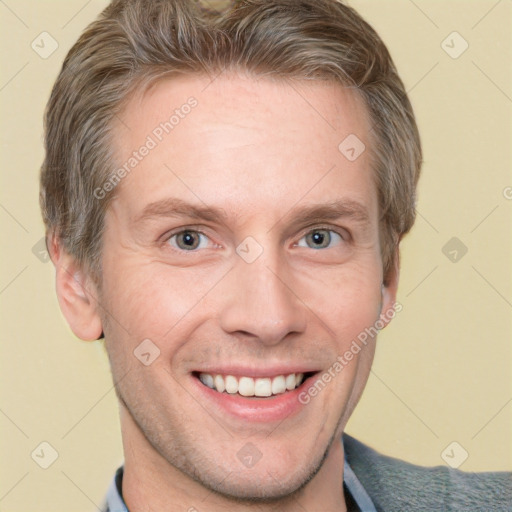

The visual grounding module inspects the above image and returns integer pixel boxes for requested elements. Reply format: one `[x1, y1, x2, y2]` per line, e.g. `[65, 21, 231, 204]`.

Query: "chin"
[185, 443, 329, 504]
[197, 467, 310, 503]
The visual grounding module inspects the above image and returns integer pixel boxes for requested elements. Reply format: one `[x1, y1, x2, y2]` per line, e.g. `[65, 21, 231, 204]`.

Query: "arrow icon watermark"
[134, 338, 161, 366]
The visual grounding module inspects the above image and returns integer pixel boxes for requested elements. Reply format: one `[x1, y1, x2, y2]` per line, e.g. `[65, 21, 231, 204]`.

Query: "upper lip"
[192, 365, 320, 378]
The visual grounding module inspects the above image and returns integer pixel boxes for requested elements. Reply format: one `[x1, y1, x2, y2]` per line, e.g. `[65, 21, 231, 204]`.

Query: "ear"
[379, 247, 400, 329]
[48, 233, 104, 341]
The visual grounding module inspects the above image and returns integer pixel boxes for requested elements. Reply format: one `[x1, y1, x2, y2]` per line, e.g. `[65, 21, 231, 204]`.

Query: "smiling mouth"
[194, 372, 317, 398]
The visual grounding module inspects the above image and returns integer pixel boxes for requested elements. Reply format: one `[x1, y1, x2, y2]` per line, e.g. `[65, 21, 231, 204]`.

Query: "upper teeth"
[199, 373, 305, 397]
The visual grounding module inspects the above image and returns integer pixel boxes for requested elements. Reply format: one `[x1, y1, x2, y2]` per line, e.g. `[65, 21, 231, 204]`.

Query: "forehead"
[120, 72, 371, 148]
[110, 73, 377, 224]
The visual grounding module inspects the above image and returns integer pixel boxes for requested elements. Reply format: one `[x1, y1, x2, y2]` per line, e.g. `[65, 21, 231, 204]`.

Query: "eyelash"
[295, 225, 346, 249]
[162, 227, 214, 251]
[162, 225, 349, 252]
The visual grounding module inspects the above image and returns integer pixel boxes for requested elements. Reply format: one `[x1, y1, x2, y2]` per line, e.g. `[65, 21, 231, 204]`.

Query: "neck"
[120, 408, 347, 512]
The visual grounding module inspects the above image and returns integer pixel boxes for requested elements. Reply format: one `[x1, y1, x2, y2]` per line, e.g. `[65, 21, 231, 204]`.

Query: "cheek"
[100, 255, 228, 351]
[297, 258, 383, 342]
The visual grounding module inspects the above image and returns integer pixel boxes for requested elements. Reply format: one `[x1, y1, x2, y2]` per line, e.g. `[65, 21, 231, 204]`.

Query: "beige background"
[1, 0, 511, 510]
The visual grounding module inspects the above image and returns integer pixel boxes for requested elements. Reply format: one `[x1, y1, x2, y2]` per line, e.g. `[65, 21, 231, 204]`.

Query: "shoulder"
[343, 433, 512, 512]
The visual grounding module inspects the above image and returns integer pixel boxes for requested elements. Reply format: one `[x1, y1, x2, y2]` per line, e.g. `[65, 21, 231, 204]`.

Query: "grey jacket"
[343, 433, 512, 511]
[102, 434, 512, 511]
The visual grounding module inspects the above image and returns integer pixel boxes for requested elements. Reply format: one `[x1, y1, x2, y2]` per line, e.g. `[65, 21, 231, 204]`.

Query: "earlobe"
[49, 234, 104, 341]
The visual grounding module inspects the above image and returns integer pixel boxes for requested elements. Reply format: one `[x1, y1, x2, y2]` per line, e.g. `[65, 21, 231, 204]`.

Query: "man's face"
[99, 74, 395, 499]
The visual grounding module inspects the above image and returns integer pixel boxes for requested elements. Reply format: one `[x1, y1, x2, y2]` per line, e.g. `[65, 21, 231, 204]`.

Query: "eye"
[167, 230, 210, 251]
[297, 229, 343, 249]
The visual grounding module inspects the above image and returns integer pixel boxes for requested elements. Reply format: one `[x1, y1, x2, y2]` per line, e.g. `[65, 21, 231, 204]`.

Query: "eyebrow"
[135, 198, 229, 224]
[279, 199, 371, 229]
[134, 197, 372, 229]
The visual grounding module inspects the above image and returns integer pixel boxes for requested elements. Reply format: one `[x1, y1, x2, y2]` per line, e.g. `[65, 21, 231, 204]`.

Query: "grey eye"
[169, 230, 208, 251]
[298, 229, 342, 249]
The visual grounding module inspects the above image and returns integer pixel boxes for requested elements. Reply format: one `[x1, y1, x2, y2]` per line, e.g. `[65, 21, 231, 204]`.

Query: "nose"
[218, 249, 307, 346]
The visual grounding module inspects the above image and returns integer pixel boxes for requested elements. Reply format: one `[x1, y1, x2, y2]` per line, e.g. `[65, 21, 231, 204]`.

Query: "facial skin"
[53, 73, 398, 512]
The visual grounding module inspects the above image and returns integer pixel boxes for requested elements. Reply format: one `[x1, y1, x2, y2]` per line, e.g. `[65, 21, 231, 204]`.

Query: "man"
[39, 0, 511, 510]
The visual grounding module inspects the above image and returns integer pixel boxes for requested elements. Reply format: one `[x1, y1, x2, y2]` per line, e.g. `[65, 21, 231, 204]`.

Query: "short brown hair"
[40, 0, 421, 283]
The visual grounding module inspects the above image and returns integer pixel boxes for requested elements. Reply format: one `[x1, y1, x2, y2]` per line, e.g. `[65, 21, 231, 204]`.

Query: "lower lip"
[191, 374, 317, 423]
